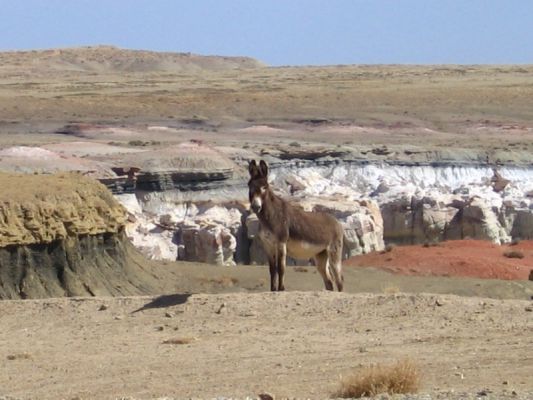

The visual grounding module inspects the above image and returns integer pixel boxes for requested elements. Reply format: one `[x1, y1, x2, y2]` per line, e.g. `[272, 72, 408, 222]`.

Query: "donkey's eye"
[260, 186, 267, 194]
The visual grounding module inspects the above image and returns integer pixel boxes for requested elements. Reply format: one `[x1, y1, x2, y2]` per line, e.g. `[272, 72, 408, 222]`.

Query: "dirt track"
[1, 291, 532, 399]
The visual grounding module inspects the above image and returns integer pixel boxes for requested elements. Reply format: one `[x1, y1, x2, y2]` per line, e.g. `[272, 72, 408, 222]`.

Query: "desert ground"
[0, 48, 532, 156]
[1, 48, 533, 399]
[1, 259, 533, 399]
[1, 290, 532, 400]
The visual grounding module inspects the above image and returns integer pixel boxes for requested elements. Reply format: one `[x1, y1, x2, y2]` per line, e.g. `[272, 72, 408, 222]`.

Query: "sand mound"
[346, 240, 533, 280]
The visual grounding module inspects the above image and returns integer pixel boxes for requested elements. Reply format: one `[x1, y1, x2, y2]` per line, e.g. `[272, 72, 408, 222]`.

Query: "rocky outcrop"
[380, 195, 514, 245]
[119, 191, 385, 266]
[0, 231, 160, 299]
[380, 196, 458, 245]
[179, 222, 237, 266]
[0, 172, 162, 299]
[447, 197, 511, 243]
[116, 158, 533, 265]
[111, 142, 242, 193]
[0, 172, 126, 246]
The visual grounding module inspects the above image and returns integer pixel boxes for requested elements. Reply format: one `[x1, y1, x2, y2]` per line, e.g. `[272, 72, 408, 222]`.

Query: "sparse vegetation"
[6, 353, 32, 360]
[128, 140, 161, 147]
[381, 244, 395, 254]
[334, 359, 420, 398]
[503, 250, 525, 259]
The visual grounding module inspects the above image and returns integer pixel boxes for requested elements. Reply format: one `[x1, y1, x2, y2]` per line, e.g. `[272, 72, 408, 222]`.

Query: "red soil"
[345, 240, 533, 280]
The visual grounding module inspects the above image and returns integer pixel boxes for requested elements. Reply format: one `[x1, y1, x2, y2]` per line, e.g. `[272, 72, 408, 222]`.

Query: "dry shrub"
[503, 250, 525, 259]
[162, 337, 197, 345]
[380, 244, 395, 254]
[334, 359, 420, 398]
[7, 352, 32, 361]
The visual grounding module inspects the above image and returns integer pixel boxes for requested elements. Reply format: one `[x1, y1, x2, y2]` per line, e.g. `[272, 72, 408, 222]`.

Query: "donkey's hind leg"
[328, 242, 344, 292]
[314, 251, 334, 291]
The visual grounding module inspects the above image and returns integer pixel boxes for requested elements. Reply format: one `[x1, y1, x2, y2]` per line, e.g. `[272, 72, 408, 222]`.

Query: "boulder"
[189, 205, 246, 264]
[491, 169, 510, 193]
[447, 197, 511, 244]
[501, 206, 533, 240]
[381, 196, 458, 245]
[179, 221, 236, 266]
[125, 221, 178, 261]
[381, 194, 513, 245]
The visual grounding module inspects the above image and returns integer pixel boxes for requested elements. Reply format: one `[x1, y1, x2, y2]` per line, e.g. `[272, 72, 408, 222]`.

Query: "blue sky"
[0, 0, 532, 65]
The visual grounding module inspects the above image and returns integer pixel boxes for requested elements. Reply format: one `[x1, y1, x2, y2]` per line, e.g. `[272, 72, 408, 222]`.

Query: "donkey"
[248, 160, 344, 291]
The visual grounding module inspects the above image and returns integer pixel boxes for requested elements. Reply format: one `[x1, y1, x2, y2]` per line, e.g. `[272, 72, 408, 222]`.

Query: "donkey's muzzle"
[251, 203, 262, 214]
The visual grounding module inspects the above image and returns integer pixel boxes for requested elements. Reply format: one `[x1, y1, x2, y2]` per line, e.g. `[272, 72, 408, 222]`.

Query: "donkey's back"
[285, 205, 344, 291]
[286, 205, 343, 251]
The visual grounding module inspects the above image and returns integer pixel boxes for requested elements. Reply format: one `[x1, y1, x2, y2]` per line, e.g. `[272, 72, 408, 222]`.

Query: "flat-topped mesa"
[0, 46, 265, 76]
[0, 172, 126, 247]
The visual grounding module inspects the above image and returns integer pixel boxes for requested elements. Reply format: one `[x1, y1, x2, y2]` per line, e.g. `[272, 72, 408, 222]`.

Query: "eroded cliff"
[0, 172, 161, 299]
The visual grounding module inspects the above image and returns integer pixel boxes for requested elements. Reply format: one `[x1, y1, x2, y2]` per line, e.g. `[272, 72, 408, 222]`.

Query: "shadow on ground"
[132, 293, 192, 313]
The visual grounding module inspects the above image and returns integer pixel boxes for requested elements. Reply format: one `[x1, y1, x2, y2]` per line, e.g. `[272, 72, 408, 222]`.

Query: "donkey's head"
[248, 160, 269, 214]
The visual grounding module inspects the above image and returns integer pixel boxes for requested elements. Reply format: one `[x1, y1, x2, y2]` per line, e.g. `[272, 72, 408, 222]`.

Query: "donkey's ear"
[259, 160, 268, 177]
[248, 160, 259, 178]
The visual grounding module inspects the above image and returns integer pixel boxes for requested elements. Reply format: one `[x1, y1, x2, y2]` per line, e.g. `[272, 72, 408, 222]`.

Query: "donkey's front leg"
[268, 256, 278, 292]
[277, 243, 287, 291]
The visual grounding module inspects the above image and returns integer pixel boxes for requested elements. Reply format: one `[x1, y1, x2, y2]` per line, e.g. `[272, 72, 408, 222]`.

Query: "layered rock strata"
[1, 141, 531, 266]
[0, 172, 160, 299]
[118, 159, 532, 265]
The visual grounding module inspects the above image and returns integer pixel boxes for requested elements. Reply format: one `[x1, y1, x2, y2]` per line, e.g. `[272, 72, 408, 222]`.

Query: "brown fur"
[248, 160, 344, 291]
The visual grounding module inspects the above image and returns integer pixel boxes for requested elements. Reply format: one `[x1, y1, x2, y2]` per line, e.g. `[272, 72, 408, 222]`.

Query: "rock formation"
[0, 172, 164, 299]
[1, 141, 532, 267]
[119, 191, 385, 266]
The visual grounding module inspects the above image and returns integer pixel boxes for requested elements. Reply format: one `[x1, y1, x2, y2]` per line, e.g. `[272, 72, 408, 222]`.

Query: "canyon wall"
[117, 158, 533, 265]
[1, 142, 531, 268]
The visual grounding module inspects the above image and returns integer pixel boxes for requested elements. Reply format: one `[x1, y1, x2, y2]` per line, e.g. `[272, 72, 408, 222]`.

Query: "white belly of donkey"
[286, 239, 325, 260]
